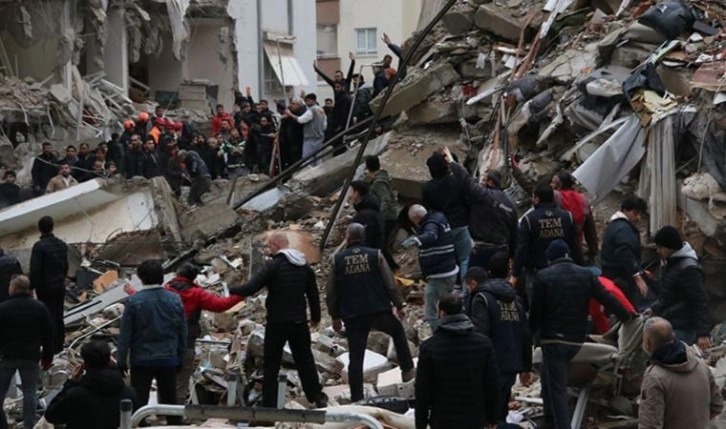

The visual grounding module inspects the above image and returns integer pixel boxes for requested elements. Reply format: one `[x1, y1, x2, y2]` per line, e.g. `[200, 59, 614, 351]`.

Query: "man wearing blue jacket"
[403, 204, 459, 330]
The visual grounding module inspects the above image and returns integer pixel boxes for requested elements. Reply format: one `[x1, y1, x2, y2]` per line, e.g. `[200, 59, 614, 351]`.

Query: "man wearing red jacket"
[211, 104, 233, 137]
[126, 263, 242, 403]
[589, 270, 636, 334]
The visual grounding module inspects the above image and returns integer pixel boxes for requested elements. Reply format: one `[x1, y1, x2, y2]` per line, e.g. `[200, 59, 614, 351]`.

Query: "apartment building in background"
[315, 0, 422, 99]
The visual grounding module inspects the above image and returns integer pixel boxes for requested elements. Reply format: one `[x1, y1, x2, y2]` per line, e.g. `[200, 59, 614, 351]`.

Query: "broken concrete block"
[178, 203, 239, 242]
[442, 10, 474, 35]
[537, 46, 598, 83]
[369, 63, 460, 118]
[609, 44, 654, 69]
[475, 4, 529, 43]
[407, 100, 458, 125]
[338, 350, 395, 384]
[459, 59, 499, 80]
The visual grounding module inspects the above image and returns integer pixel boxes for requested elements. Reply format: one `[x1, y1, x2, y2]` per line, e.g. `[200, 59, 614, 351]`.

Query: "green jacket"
[365, 170, 398, 220]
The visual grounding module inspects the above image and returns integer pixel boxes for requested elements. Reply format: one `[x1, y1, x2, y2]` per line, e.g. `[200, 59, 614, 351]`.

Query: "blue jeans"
[0, 360, 39, 429]
[450, 226, 472, 281]
[425, 275, 456, 330]
[541, 343, 581, 429]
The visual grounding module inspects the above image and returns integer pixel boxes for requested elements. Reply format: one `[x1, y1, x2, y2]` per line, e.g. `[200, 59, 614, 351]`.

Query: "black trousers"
[382, 220, 400, 271]
[344, 311, 414, 402]
[188, 176, 211, 205]
[131, 365, 181, 425]
[262, 322, 322, 407]
[36, 287, 65, 354]
[541, 344, 581, 429]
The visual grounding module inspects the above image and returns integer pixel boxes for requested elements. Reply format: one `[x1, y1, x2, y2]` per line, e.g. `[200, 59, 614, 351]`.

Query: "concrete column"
[104, 7, 129, 93]
[227, 0, 261, 99]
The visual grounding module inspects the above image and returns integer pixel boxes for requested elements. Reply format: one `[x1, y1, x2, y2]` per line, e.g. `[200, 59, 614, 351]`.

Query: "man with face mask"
[639, 317, 722, 429]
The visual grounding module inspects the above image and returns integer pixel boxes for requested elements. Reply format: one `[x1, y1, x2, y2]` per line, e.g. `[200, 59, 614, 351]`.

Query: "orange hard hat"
[139, 112, 150, 122]
[123, 119, 135, 129]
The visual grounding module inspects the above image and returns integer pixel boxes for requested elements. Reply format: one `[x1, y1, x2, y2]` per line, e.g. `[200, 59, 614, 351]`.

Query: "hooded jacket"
[415, 314, 500, 429]
[651, 243, 710, 337]
[414, 211, 458, 279]
[229, 249, 320, 324]
[45, 367, 138, 429]
[639, 341, 723, 429]
[165, 276, 243, 345]
[351, 194, 385, 249]
[365, 170, 398, 221]
[422, 159, 469, 229]
[467, 278, 532, 374]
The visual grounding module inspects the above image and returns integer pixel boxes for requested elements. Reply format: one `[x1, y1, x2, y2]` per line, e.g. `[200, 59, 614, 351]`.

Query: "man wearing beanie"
[646, 225, 711, 349]
[530, 240, 634, 429]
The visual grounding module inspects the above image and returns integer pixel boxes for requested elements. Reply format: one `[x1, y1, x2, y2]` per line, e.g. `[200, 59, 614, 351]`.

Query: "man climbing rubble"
[402, 205, 458, 331]
[530, 240, 634, 429]
[0, 275, 53, 429]
[229, 232, 328, 409]
[639, 317, 723, 429]
[326, 223, 415, 403]
[645, 226, 711, 348]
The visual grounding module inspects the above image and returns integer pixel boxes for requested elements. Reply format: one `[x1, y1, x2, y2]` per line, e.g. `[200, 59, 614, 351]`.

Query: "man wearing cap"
[530, 240, 634, 429]
[646, 226, 711, 349]
[468, 169, 518, 271]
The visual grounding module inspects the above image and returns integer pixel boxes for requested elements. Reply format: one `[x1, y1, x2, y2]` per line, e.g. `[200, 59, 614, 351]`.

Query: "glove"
[400, 236, 421, 249]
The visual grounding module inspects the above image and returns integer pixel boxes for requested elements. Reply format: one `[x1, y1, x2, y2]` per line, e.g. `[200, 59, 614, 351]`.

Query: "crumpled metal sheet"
[573, 115, 646, 205]
[638, 115, 677, 234]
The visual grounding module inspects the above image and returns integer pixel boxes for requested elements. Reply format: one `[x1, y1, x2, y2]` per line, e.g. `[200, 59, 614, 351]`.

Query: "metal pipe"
[129, 404, 384, 429]
[277, 374, 288, 409]
[256, 0, 264, 100]
[319, 0, 459, 250]
[119, 399, 133, 429]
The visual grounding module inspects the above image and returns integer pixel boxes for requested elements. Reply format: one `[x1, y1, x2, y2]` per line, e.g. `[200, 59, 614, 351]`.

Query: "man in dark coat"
[647, 226, 711, 349]
[31, 142, 58, 196]
[138, 139, 160, 179]
[465, 254, 532, 422]
[600, 196, 649, 309]
[177, 149, 211, 206]
[415, 294, 500, 429]
[530, 240, 634, 429]
[279, 98, 306, 169]
[230, 232, 327, 409]
[45, 340, 138, 429]
[29, 216, 68, 354]
[330, 81, 352, 156]
[0, 170, 20, 209]
[326, 223, 414, 402]
[349, 181, 385, 250]
[512, 184, 583, 305]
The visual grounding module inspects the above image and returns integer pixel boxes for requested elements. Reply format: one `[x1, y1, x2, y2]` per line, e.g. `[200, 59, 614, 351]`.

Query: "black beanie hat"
[654, 226, 683, 250]
[426, 152, 449, 179]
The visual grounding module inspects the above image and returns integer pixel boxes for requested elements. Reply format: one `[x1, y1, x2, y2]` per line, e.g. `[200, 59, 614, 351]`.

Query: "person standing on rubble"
[326, 223, 415, 402]
[330, 81, 352, 156]
[0, 248, 22, 303]
[0, 170, 20, 209]
[177, 149, 212, 207]
[229, 232, 328, 409]
[364, 155, 400, 269]
[551, 172, 599, 263]
[600, 196, 650, 310]
[415, 294, 500, 429]
[30, 216, 68, 355]
[464, 256, 532, 423]
[211, 104, 233, 138]
[0, 275, 54, 429]
[314, 52, 355, 93]
[512, 184, 583, 305]
[117, 260, 186, 426]
[45, 340, 138, 429]
[124, 135, 143, 179]
[530, 240, 634, 429]
[468, 169, 518, 273]
[348, 181, 385, 249]
[31, 142, 58, 196]
[139, 138, 161, 180]
[107, 132, 126, 175]
[402, 205, 459, 330]
[639, 317, 723, 429]
[645, 226, 711, 348]
[422, 151, 472, 286]
[286, 93, 327, 167]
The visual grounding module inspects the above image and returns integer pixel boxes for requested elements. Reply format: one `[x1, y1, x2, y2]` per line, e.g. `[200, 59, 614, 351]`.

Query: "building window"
[317, 24, 338, 59]
[355, 28, 377, 56]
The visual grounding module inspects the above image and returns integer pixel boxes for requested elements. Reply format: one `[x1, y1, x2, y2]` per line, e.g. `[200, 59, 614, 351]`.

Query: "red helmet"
[123, 119, 135, 130]
[155, 117, 167, 127]
[138, 112, 150, 122]
[172, 121, 183, 131]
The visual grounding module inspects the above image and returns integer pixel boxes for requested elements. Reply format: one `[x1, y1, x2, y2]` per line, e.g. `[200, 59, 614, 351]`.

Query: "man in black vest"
[512, 184, 582, 305]
[326, 223, 415, 402]
[465, 254, 532, 423]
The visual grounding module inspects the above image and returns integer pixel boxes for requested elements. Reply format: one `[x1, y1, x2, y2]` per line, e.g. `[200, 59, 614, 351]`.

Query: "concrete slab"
[369, 63, 460, 118]
[178, 203, 240, 242]
[338, 350, 395, 384]
[537, 45, 598, 83]
[475, 4, 531, 42]
[408, 100, 458, 125]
